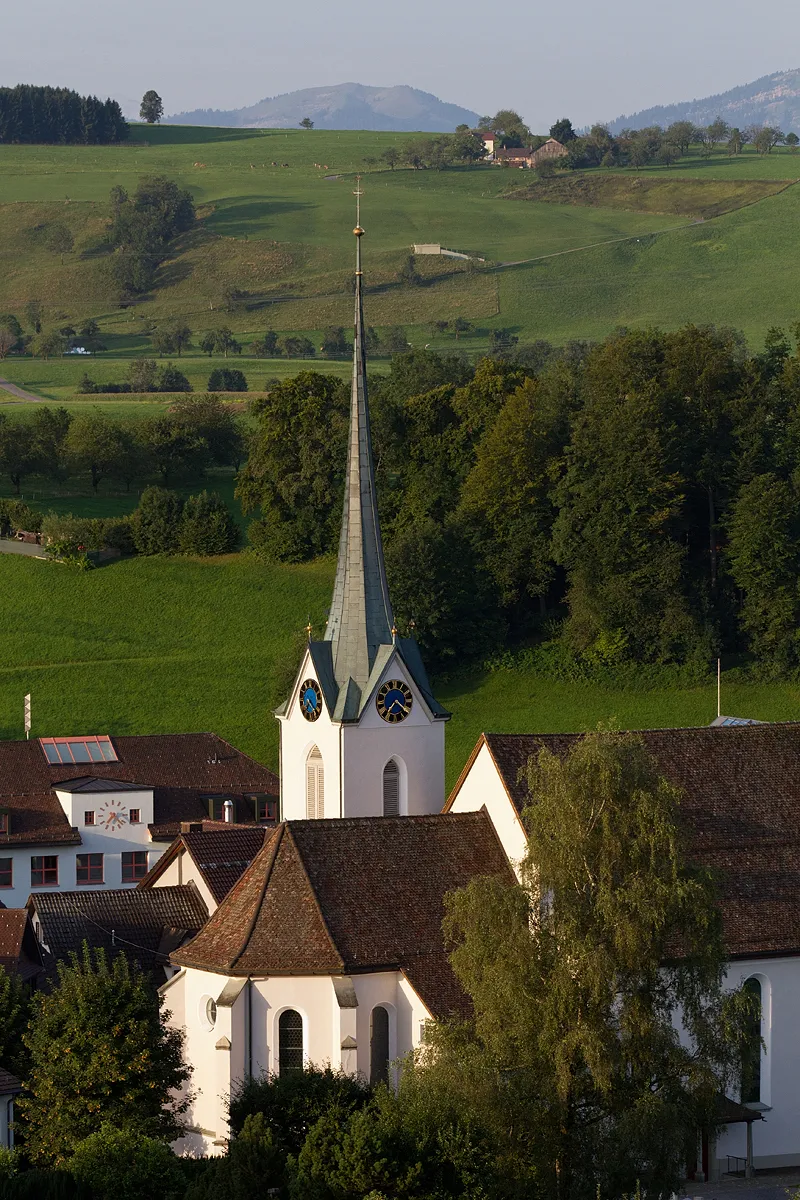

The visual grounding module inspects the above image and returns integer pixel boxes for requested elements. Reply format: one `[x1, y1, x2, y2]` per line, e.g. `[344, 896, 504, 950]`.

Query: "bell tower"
[276, 184, 449, 820]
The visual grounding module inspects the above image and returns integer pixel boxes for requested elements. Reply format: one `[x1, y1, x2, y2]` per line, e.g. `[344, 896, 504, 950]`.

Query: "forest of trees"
[0, 85, 128, 144]
[237, 324, 800, 675]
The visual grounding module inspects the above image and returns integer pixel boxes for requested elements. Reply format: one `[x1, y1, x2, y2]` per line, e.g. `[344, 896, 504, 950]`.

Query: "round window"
[199, 995, 217, 1031]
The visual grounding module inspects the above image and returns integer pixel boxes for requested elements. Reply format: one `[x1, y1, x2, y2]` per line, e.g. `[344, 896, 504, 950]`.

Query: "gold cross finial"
[305, 619, 313, 642]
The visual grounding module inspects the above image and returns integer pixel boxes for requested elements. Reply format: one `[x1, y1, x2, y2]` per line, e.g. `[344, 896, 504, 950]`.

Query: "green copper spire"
[324, 182, 394, 691]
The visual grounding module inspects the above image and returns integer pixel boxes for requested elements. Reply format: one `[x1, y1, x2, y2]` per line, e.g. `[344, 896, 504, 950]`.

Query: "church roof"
[171, 811, 512, 1018]
[448, 724, 800, 960]
[323, 217, 393, 695]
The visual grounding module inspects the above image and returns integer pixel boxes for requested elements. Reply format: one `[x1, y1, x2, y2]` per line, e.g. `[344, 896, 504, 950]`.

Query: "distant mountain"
[606, 68, 800, 134]
[168, 83, 480, 133]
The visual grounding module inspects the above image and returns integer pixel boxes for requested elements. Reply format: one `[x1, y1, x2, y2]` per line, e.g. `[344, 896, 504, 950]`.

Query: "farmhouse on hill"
[493, 137, 569, 167]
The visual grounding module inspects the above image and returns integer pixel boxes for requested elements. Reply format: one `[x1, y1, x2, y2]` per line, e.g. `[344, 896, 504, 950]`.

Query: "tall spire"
[324, 180, 394, 691]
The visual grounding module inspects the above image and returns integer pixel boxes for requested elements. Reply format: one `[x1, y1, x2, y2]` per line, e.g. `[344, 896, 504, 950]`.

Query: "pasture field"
[1, 553, 799, 787]
[2, 124, 800, 388]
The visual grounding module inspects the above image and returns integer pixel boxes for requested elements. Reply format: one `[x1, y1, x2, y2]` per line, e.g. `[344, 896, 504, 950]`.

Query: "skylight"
[40, 736, 118, 765]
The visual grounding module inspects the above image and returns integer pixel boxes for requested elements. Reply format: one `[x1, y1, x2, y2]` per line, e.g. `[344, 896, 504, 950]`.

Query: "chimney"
[223, 799, 234, 824]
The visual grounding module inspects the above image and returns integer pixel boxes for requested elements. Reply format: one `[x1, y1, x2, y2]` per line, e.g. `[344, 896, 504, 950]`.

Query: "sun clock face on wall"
[376, 680, 413, 723]
[299, 679, 323, 722]
[97, 798, 128, 832]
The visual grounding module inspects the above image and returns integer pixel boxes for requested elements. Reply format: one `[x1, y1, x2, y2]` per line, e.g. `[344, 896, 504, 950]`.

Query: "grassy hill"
[1, 124, 800, 391]
[2, 553, 800, 788]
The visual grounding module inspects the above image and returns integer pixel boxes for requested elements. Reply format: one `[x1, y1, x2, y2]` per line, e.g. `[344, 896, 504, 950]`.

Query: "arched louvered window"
[383, 759, 399, 817]
[742, 977, 762, 1103]
[278, 1009, 304, 1075]
[370, 1005, 390, 1085]
[306, 746, 324, 819]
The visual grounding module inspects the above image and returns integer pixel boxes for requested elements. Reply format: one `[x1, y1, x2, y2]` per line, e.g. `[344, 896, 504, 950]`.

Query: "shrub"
[179, 490, 240, 556]
[0, 500, 42, 538]
[69, 1125, 183, 1200]
[228, 1065, 371, 1151]
[130, 486, 183, 554]
[0, 1167, 88, 1200]
[250, 331, 280, 357]
[208, 368, 248, 392]
[158, 363, 192, 392]
[40, 514, 133, 556]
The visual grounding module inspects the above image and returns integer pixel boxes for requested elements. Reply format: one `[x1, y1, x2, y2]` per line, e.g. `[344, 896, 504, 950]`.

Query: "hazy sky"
[3, 0, 799, 126]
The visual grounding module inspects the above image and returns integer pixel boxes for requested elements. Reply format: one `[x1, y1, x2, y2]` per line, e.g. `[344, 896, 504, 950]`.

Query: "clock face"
[376, 680, 413, 723]
[97, 797, 128, 832]
[299, 679, 323, 722]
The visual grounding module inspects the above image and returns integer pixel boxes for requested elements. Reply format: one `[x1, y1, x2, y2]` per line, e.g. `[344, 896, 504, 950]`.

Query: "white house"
[0, 732, 277, 907]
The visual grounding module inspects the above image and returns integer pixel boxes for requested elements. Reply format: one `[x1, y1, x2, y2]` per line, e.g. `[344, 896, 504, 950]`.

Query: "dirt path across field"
[0, 377, 43, 403]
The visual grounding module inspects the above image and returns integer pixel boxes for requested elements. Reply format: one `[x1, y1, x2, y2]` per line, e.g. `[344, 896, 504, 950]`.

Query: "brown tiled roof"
[450, 726, 800, 960]
[0, 733, 278, 846]
[0, 909, 43, 981]
[139, 826, 270, 904]
[172, 812, 513, 1018]
[28, 883, 209, 981]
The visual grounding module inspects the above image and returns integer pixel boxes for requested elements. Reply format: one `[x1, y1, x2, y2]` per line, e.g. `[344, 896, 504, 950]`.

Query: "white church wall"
[448, 742, 528, 869]
[712, 956, 800, 1174]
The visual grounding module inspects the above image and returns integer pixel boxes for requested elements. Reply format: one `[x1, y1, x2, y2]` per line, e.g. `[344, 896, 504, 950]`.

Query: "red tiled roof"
[139, 826, 270, 904]
[453, 726, 800, 960]
[0, 733, 277, 847]
[172, 812, 513, 1018]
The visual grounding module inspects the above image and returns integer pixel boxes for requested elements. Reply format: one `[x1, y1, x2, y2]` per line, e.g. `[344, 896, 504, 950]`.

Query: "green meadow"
[2, 553, 800, 789]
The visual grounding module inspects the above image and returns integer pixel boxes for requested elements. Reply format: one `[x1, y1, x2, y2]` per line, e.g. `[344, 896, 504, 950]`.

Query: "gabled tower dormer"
[276, 188, 449, 820]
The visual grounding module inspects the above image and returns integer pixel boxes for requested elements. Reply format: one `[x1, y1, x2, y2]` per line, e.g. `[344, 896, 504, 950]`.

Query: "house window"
[370, 1005, 390, 1086]
[31, 856, 58, 887]
[129, 809, 140, 825]
[84, 811, 95, 827]
[122, 851, 148, 883]
[76, 854, 104, 885]
[278, 1009, 304, 1075]
[0, 813, 8, 835]
[0, 859, 12, 888]
[249, 795, 278, 824]
[305, 747, 324, 819]
[383, 760, 400, 817]
[40, 735, 118, 765]
[742, 977, 762, 1104]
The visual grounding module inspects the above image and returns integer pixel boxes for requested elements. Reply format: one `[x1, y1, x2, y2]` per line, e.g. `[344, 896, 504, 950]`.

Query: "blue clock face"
[376, 680, 413, 723]
[299, 679, 322, 722]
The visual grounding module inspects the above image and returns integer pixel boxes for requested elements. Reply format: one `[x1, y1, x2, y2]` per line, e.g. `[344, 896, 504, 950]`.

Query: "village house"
[0, 733, 277, 907]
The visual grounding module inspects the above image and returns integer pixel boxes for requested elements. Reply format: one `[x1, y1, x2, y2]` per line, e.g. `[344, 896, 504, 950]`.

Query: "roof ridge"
[227, 824, 285, 972]
[484, 722, 800, 739]
[286, 825, 346, 973]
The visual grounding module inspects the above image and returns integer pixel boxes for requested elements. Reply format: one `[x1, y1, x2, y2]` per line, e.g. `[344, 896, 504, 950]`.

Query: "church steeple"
[324, 183, 394, 692]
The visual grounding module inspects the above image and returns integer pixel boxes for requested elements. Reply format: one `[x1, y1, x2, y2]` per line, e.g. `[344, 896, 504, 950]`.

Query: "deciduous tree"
[18, 946, 189, 1166]
[139, 90, 163, 124]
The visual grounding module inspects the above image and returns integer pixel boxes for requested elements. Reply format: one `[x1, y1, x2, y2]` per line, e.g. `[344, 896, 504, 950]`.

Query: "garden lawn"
[3, 554, 800, 788]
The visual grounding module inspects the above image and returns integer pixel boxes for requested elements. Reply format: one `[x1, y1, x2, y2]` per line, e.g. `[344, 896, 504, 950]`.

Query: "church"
[159, 210, 800, 1181]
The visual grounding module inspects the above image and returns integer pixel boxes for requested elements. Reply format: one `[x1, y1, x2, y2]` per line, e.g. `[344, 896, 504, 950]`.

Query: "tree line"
[0, 395, 243, 496]
[0, 85, 128, 145]
[237, 326, 800, 674]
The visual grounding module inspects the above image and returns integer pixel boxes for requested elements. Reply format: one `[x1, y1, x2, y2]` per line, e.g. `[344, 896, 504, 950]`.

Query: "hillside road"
[0, 378, 43, 403]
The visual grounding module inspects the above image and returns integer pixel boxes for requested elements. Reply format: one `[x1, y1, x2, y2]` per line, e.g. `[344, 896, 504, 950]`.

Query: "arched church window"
[370, 1005, 390, 1085]
[383, 760, 400, 817]
[742, 977, 762, 1103]
[306, 746, 324, 819]
[278, 1009, 304, 1075]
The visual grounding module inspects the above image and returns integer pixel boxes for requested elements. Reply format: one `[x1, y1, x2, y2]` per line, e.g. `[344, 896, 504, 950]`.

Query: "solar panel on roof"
[39, 736, 118, 765]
